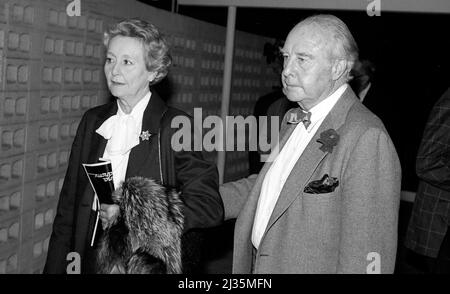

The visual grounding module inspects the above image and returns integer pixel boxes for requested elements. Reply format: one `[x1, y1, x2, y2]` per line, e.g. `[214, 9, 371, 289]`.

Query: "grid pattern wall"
[0, 0, 278, 274]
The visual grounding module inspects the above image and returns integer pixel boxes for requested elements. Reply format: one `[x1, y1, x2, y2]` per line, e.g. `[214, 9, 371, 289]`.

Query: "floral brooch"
[317, 129, 339, 153]
[139, 130, 151, 141]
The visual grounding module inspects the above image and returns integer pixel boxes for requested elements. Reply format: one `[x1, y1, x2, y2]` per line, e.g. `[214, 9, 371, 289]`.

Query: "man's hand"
[99, 203, 120, 229]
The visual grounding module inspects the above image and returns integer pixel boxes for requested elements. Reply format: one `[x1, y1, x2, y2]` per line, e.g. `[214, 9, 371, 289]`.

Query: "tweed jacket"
[221, 86, 401, 273]
[405, 87, 450, 258]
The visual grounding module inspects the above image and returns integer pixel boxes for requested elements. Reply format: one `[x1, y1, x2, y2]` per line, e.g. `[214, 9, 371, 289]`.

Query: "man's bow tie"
[286, 107, 312, 129]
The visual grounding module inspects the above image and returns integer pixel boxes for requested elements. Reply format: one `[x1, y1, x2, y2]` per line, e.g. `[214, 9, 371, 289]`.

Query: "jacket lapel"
[75, 100, 117, 252]
[233, 120, 298, 273]
[125, 91, 167, 178]
[79, 102, 117, 207]
[264, 119, 332, 233]
[87, 102, 118, 163]
[237, 120, 298, 227]
[261, 86, 359, 240]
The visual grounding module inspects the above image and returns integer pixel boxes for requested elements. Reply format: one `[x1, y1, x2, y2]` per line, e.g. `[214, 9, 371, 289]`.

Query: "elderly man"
[220, 14, 401, 274]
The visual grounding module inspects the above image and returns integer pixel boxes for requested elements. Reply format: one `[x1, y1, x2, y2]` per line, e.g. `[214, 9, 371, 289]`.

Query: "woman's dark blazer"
[43, 91, 224, 273]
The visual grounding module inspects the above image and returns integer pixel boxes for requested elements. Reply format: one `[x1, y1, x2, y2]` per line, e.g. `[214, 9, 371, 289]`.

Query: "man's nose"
[282, 58, 294, 79]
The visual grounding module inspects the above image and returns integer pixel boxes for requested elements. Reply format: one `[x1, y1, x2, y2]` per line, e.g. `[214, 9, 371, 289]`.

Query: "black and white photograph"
[0, 0, 449, 282]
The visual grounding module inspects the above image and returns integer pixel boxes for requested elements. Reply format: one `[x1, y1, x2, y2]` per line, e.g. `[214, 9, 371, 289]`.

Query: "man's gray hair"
[300, 14, 359, 66]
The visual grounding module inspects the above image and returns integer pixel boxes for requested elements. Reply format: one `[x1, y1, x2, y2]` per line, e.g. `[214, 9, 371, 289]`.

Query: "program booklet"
[83, 159, 115, 246]
[82, 159, 115, 205]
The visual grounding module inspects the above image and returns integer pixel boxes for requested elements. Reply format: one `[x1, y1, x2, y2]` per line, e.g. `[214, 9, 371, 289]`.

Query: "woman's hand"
[99, 204, 120, 229]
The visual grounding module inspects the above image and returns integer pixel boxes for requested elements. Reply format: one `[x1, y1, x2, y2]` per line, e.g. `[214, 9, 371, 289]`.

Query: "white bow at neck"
[95, 92, 151, 155]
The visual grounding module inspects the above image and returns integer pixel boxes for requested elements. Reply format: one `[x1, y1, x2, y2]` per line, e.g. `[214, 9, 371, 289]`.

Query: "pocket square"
[304, 174, 339, 194]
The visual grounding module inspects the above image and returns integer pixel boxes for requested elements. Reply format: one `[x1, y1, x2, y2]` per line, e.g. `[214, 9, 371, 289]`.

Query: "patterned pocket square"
[304, 174, 339, 194]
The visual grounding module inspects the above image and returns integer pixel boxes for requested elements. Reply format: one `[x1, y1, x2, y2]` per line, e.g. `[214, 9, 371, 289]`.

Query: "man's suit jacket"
[221, 86, 401, 273]
[405, 87, 450, 258]
[44, 91, 223, 273]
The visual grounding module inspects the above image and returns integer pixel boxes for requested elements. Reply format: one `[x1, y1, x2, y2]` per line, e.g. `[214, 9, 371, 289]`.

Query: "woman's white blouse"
[96, 91, 151, 189]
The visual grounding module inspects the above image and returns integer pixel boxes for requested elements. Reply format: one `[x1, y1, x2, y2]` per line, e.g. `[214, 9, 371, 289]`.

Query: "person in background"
[349, 59, 376, 103]
[44, 18, 223, 274]
[405, 86, 450, 273]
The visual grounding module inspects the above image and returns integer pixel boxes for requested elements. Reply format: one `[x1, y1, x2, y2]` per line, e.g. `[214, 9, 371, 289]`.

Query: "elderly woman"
[43, 19, 223, 274]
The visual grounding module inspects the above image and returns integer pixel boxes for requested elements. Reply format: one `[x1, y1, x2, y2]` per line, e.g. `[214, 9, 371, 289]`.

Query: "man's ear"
[147, 71, 158, 83]
[331, 59, 348, 81]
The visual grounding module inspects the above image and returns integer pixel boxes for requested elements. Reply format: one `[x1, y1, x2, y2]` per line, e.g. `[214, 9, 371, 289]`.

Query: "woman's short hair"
[103, 18, 172, 85]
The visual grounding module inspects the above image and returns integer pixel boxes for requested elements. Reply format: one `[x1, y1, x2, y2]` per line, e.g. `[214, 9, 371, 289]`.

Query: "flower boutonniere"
[317, 129, 339, 153]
